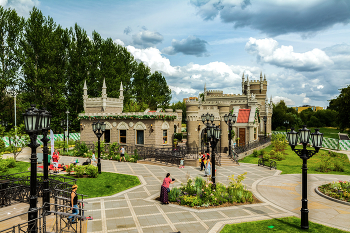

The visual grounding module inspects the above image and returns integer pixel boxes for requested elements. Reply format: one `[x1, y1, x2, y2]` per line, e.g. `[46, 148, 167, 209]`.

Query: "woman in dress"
[204, 158, 211, 177]
[160, 173, 175, 204]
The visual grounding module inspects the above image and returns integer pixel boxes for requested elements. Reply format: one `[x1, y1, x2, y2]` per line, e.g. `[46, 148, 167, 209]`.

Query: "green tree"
[272, 100, 288, 130]
[328, 85, 350, 131]
[169, 100, 186, 123]
[147, 71, 171, 109]
[7, 124, 29, 160]
[299, 108, 314, 125]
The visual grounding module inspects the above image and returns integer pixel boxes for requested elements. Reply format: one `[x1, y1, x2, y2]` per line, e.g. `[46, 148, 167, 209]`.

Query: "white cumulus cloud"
[272, 96, 295, 106]
[245, 37, 334, 71]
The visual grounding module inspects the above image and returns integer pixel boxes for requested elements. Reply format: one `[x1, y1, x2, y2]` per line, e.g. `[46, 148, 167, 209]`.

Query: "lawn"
[240, 145, 350, 175]
[220, 216, 349, 232]
[63, 172, 140, 198]
[0, 160, 141, 198]
[274, 127, 348, 139]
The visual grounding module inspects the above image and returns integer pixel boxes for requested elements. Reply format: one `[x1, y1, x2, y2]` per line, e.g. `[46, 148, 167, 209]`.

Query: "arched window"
[117, 122, 129, 144]
[134, 122, 147, 145]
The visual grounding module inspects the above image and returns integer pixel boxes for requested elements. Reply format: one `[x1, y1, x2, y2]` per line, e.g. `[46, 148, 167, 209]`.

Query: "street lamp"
[206, 124, 221, 187]
[92, 121, 106, 173]
[60, 119, 67, 151]
[66, 110, 70, 152]
[201, 113, 214, 153]
[39, 108, 51, 214]
[284, 120, 289, 133]
[23, 104, 41, 233]
[287, 125, 323, 229]
[263, 116, 267, 139]
[224, 112, 237, 158]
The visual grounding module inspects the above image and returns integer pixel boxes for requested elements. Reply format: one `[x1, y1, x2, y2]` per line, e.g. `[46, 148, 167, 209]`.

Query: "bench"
[258, 158, 277, 170]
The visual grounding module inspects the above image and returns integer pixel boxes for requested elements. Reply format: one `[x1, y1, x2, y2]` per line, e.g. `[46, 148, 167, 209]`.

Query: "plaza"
[1, 148, 349, 233]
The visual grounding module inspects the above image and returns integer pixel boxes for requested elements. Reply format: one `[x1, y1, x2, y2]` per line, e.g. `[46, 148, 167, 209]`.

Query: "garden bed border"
[315, 186, 350, 206]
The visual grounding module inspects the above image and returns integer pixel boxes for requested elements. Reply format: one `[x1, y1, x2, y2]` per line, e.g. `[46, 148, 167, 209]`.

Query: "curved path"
[5, 148, 348, 233]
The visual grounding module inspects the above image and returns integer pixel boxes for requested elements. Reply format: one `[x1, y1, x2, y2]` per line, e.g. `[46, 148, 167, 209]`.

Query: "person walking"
[68, 184, 79, 223]
[119, 146, 126, 162]
[52, 149, 60, 173]
[91, 151, 97, 165]
[160, 173, 175, 204]
[200, 153, 205, 171]
[204, 158, 211, 177]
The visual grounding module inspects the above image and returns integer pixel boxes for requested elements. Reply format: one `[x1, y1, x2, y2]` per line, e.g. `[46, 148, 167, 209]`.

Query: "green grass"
[275, 127, 347, 139]
[0, 161, 141, 198]
[0, 161, 31, 176]
[63, 172, 141, 198]
[240, 145, 350, 175]
[220, 216, 349, 232]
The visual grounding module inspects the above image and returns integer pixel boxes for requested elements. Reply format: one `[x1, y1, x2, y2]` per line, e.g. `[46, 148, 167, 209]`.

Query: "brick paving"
[2, 148, 350, 232]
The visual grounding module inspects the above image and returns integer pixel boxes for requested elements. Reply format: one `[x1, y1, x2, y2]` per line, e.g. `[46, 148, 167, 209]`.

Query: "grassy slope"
[275, 127, 347, 139]
[240, 145, 350, 175]
[220, 216, 349, 233]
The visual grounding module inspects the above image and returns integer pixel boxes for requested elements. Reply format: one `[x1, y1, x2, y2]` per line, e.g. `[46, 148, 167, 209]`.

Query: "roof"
[237, 109, 251, 123]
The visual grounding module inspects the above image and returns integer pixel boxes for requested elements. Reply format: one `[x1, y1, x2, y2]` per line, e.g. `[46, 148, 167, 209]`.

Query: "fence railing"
[233, 136, 271, 156]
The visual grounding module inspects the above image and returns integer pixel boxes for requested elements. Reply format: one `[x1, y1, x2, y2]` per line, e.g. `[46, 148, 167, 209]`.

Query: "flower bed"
[167, 173, 260, 208]
[318, 180, 350, 203]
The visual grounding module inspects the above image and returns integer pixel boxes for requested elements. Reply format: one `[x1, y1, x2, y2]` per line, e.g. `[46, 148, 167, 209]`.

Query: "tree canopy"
[0, 6, 172, 133]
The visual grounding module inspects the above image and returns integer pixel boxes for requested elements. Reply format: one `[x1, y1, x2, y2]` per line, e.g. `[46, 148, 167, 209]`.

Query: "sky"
[2, 0, 350, 108]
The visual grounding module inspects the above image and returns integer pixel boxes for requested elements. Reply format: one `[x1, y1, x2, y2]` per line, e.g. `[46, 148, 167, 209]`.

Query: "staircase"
[219, 154, 239, 166]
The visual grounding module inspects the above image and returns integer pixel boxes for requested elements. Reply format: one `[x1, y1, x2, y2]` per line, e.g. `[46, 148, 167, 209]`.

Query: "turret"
[102, 78, 107, 111]
[246, 75, 250, 96]
[242, 73, 245, 94]
[119, 81, 124, 100]
[260, 72, 263, 93]
[83, 80, 88, 110]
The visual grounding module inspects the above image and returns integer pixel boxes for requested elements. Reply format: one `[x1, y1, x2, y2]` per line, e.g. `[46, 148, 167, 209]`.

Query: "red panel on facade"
[237, 109, 251, 123]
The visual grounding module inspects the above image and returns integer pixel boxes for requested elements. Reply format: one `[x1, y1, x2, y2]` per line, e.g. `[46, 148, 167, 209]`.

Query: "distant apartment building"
[292, 105, 323, 113]
[183, 97, 198, 102]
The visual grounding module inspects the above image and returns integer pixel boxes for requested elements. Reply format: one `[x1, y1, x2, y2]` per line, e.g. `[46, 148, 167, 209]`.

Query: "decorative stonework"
[134, 122, 147, 130]
[117, 122, 129, 130]
[161, 121, 170, 130]
[129, 122, 134, 127]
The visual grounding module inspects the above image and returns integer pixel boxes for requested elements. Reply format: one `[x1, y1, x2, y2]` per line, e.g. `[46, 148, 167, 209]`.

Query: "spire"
[260, 72, 263, 81]
[242, 72, 245, 81]
[270, 95, 272, 103]
[83, 80, 87, 96]
[204, 82, 206, 92]
[242, 73, 245, 94]
[102, 78, 107, 111]
[83, 80, 88, 111]
[264, 74, 266, 81]
[119, 81, 124, 100]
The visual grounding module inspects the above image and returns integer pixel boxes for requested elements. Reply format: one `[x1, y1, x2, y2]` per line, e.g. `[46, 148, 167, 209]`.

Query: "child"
[179, 158, 184, 168]
[91, 151, 97, 165]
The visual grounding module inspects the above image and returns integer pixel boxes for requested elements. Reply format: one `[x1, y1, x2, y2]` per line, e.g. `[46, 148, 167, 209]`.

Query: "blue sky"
[2, 0, 350, 108]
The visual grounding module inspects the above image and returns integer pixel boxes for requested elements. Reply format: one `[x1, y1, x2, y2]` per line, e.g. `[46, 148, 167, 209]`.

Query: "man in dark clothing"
[200, 153, 205, 171]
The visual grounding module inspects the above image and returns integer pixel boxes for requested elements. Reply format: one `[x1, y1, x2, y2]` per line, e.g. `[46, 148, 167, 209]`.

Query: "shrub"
[328, 151, 337, 157]
[73, 141, 89, 157]
[0, 139, 5, 152]
[269, 150, 275, 155]
[319, 156, 332, 172]
[333, 160, 345, 172]
[259, 150, 265, 156]
[263, 153, 271, 160]
[65, 164, 75, 174]
[274, 152, 285, 161]
[85, 164, 98, 178]
[94, 140, 105, 154]
[169, 187, 181, 202]
[74, 165, 86, 178]
[6, 158, 16, 168]
[252, 150, 258, 157]
[109, 142, 120, 159]
[174, 133, 183, 142]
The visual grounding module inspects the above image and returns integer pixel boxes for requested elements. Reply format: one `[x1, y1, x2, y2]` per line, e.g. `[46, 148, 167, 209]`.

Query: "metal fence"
[233, 136, 271, 156]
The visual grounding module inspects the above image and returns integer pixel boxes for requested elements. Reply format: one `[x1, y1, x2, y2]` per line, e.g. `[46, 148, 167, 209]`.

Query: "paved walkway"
[2, 149, 350, 232]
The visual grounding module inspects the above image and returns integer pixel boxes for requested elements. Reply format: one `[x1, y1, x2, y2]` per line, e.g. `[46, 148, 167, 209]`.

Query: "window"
[137, 130, 144, 145]
[120, 130, 126, 144]
[163, 130, 167, 144]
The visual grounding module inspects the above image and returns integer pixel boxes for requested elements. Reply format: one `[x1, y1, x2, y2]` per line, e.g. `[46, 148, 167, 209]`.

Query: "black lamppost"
[39, 109, 51, 214]
[287, 126, 323, 229]
[284, 120, 289, 133]
[224, 112, 236, 158]
[263, 116, 267, 139]
[206, 124, 221, 187]
[92, 121, 106, 174]
[201, 113, 214, 153]
[23, 104, 41, 233]
[60, 119, 66, 151]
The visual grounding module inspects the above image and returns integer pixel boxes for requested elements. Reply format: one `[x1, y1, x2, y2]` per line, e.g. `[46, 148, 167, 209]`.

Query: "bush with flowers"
[319, 180, 350, 202]
[168, 172, 255, 207]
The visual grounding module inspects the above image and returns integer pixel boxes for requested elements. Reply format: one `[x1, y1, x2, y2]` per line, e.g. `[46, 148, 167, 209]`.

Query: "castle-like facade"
[79, 79, 182, 147]
[186, 72, 273, 151]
